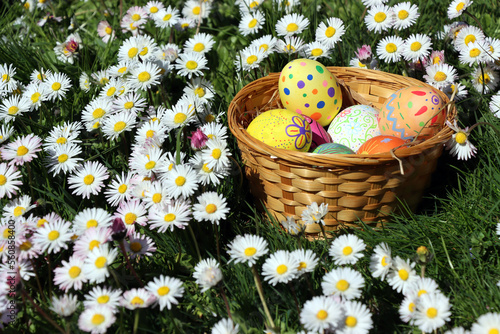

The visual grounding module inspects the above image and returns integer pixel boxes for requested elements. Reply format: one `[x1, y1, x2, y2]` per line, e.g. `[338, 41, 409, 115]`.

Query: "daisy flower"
[136, 35, 160, 62]
[73, 227, 112, 259]
[444, 82, 468, 101]
[79, 72, 91, 92]
[329, 234, 366, 265]
[291, 248, 319, 275]
[387, 256, 419, 294]
[142, 180, 170, 209]
[445, 120, 477, 160]
[124, 232, 156, 259]
[145, 1, 164, 15]
[427, 50, 446, 65]
[43, 72, 71, 101]
[193, 258, 223, 293]
[3, 195, 35, 219]
[280, 216, 302, 235]
[127, 5, 149, 27]
[163, 164, 198, 199]
[18, 237, 41, 261]
[201, 138, 231, 171]
[153, 6, 180, 28]
[33, 219, 72, 254]
[471, 312, 500, 334]
[423, 63, 458, 89]
[369, 242, 392, 280]
[183, 77, 215, 106]
[0, 163, 22, 199]
[82, 244, 118, 284]
[182, 0, 211, 22]
[192, 191, 229, 224]
[315, 17, 345, 48]
[146, 275, 184, 311]
[98, 77, 124, 100]
[412, 277, 440, 298]
[227, 234, 269, 267]
[459, 41, 488, 66]
[454, 26, 485, 52]
[448, 0, 473, 19]
[300, 295, 343, 333]
[162, 102, 196, 129]
[189, 152, 224, 186]
[321, 267, 365, 300]
[135, 119, 168, 147]
[413, 292, 452, 333]
[445, 328, 471, 334]
[337, 301, 373, 334]
[184, 32, 215, 54]
[392, 2, 419, 30]
[238, 0, 263, 13]
[302, 41, 331, 60]
[376, 35, 404, 63]
[83, 286, 122, 312]
[97, 21, 114, 43]
[112, 92, 147, 114]
[262, 250, 299, 286]
[117, 37, 142, 62]
[402, 34, 432, 62]
[350, 57, 369, 69]
[239, 11, 265, 36]
[250, 35, 277, 56]
[275, 13, 309, 37]
[130, 146, 166, 177]
[470, 65, 498, 93]
[114, 199, 148, 234]
[212, 318, 239, 334]
[485, 37, 500, 64]
[364, 5, 394, 33]
[50, 294, 80, 317]
[275, 35, 305, 55]
[362, 0, 389, 6]
[176, 17, 196, 31]
[101, 112, 137, 141]
[0, 123, 14, 144]
[53, 255, 87, 291]
[174, 52, 209, 79]
[234, 45, 266, 72]
[490, 92, 500, 118]
[78, 305, 116, 334]
[67, 161, 109, 199]
[46, 143, 82, 176]
[0, 94, 31, 123]
[274, 0, 299, 13]
[23, 83, 47, 111]
[0, 63, 17, 92]
[72, 207, 113, 236]
[301, 202, 328, 225]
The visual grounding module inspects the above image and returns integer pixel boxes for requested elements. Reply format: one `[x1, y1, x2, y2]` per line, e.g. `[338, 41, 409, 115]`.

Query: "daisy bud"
[111, 217, 127, 241]
[356, 45, 373, 64]
[416, 246, 433, 265]
[189, 128, 208, 150]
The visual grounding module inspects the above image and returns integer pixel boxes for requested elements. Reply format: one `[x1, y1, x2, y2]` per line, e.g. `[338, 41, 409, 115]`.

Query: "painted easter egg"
[278, 58, 343, 127]
[303, 115, 332, 149]
[378, 86, 446, 140]
[312, 143, 355, 154]
[357, 135, 407, 154]
[327, 104, 381, 152]
[247, 109, 312, 151]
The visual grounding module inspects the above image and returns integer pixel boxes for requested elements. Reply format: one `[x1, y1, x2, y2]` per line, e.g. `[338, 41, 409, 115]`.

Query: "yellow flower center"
[14, 206, 25, 217]
[17, 146, 28, 156]
[2, 74, 10, 82]
[128, 47, 138, 58]
[346, 315, 357, 327]
[68, 266, 81, 278]
[132, 14, 141, 21]
[48, 230, 60, 241]
[98, 295, 109, 304]
[381, 256, 388, 266]
[163, 13, 172, 21]
[95, 256, 107, 268]
[398, 10, 409, 19]
[247, 55, 258, 64]
[244, 247, 257, 256]
[150, 6, 158, 13]
[205, 204, 217, 213]
[86, 219, 98, 229]
[175, 176, 186, 186]
[125, 213, 137, 225]
[479, 73, 491, 84]
[0, 175, 6, 186]
[3, 228, 11, 239]
[250, 1, 259, 8]
[455, 132, 467, 144]
[92, 108, 105, 119]
[286, 23, 298, 32]
[137, 71, 151, 82]
[417, 289, 427, 297]
[105, 26, 112, 34]
[325, 26, 336, 38]
[193, 43, 205, 52]
[202, 163, 212, 173]
[259, 44, 269, 52]
[248, 18, 258, 28]
[374, 12, 387, 23]
[114, 121, 126, 132]
[84, 175, 95, 185]
[434, 71, 447, 82]
[130, 241, 142, 253]
[433, 56, 441, 64]
[56, 137, 67, 144]
[8, 106, 18, 115]
[118, 184, 128, 193]
[426, 307, 438, 319]
[145, 129, 155, 138]
[336, 279, 349, 291]
[57, 154, 68, 163]
[276, 264, 288, 275]
[174, 113, 187, 124]
[410, 41, 422, 51]
[124, 102, 134, 110]
[118, 67, 127, 74]
[212, 148, 221, 159]
[192, 6, 201, 15]
[145, 161, 156, 170]
[489, 330, 500, 334]
[106, 87, 116, 96]
[298, 262, 307, 270]
[91, 314, 105, 325]
[37, 219, 47, 227]
[164, 213, 176, 222]
[140, 47, 149, 56]
[158, 286, 170, 296]
[20, 240, 32, 251]
[311, 48, 323, 57]
[186, 60, 198, 70]
[52, 82, 61, 91]
[456, 2, 465, 12]
[194, 87, 205, 97]
[31, 92, 41, 103]
[398, 269, 409, 281]
[358, 61, 366, 67]
[469, 48, 480, 58]
[89, 240, 100, 250]
[464, 34, 476, 45]
[316, 310, 328, 320]
[342, 246, 353, 256]
[385, 43, 397, 53]
[100, 77, 109, 85]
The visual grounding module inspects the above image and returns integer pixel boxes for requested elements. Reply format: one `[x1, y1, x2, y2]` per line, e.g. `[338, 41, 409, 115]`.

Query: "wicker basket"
[228, 67, 455, 235]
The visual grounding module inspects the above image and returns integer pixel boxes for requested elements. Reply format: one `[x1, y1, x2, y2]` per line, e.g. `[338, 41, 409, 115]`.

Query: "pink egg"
[303, 115, 332, 149]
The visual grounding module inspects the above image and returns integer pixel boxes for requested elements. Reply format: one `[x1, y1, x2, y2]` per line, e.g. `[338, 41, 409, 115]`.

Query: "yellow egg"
[278, 58, 342, 127]
[247, 109, 312, 151]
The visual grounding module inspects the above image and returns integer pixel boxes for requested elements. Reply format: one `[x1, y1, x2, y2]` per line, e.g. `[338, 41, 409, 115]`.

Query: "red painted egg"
[378, 86, 447, 140]
[303, 115, 332, 149]
[357, 135, 406, 154]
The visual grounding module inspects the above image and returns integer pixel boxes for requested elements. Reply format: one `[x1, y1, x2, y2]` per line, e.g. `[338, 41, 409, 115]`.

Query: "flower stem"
[468, 121, 500, 136]
[188, 223, 202, 262]
[219, 285, 233, 321]
[22, 289, 66, 334]
[133, 309, 140, 334]
[251, 265, 275, 329]
[215, 224, 221, 263]
[288, 282, 301, 315]
[118, 239, 144, 287]
[30, 258, 46, 303]
[318, 223, 329, 241]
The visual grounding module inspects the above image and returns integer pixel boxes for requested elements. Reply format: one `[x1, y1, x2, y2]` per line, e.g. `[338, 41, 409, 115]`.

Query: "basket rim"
[228, 67, 455, 168]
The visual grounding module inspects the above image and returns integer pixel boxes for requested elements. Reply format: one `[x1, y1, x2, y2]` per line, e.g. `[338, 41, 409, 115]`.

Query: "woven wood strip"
[229, 67, 454, 234]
